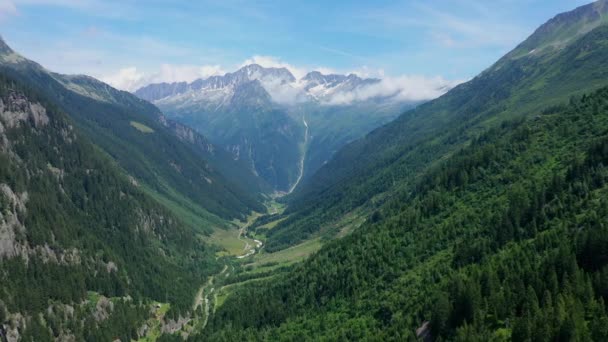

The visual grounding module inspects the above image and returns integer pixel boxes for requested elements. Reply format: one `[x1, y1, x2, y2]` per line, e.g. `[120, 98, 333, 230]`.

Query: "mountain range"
[3, 0, 608, 341]
[135, 64, 389, 106]
[135, 65, 428, 192]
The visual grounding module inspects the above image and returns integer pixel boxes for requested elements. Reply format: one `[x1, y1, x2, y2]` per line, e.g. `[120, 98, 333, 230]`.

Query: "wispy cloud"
[340, 0, 529, 49]
[413, 2, 527, 48]
[13, 0, 96, 8]
[0, 1, 17, 20]
[10, 0, 136, 19]
[98, 55, 463, 108]
[101, 64, 225, 91]
[4, 24, 202, 82]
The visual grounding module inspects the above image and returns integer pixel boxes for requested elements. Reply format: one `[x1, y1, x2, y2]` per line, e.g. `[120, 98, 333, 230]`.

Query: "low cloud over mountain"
[130, 60, 461, 106]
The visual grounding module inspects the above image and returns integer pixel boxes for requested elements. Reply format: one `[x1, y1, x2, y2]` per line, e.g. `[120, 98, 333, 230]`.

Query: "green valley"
[4, 1, 608, 341]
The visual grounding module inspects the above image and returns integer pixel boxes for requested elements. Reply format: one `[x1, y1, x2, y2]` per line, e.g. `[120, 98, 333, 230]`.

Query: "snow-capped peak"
[134, 65, 457, 107]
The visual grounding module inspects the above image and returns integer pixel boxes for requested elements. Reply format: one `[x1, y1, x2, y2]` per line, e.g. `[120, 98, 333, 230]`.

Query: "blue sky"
[0, 0, 593, 90]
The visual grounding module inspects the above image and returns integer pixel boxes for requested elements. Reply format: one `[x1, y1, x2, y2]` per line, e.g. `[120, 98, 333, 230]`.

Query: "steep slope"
[505, 0, 608, 60]
[136, 66, 422, 192]
[266, 0, 608, 251]
[0, 73, 219, 340]
[0, 39, 266, 222]
[201, 65, 608, 342]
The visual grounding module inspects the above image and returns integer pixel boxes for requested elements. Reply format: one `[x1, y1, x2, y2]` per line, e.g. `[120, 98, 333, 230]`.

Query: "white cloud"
[100, 55, 462, 106]
[261, 78, 307, 105]
[264, 71, 462, 106]
[100, 67, 144, 92]
[323, 75, 463, 106]
[101, 64, 225, 91]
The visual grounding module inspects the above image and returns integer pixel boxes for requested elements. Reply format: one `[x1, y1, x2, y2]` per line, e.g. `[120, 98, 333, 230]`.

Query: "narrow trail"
[288, 114, 309, 194]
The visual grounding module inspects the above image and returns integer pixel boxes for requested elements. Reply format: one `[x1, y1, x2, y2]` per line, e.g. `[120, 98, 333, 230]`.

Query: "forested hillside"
[0, 39, 266, 222]
[0, 73, 220, 340]
[264, 2, 608, 251]
[200, 81, 608, 341]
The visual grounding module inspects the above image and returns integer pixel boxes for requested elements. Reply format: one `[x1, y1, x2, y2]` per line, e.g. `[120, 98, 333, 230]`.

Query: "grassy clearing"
[210, 212, 262, 257]
[214, 291, 230, 310]
[234, 211, 264, 227]
[209, 228, 246, 256]
[266, 200, 286, 215]
[257, 216, 288, 231]
[130, 121, 155, 133]
[252, 238, 322, 268]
